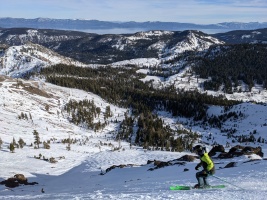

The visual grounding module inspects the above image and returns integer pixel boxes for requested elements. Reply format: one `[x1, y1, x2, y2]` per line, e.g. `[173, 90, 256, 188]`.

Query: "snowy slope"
[139, 65, 267, 103]
[111, 31, 224, 68]
[161, 31, 224, 61]
[0, 43, 91, 77]
[111, 30, 173, 51]
[0, 76, 127, 177]
[111, 58, 160, 68]
[2, 151, 267, 200]
[1, 76, 267, 199]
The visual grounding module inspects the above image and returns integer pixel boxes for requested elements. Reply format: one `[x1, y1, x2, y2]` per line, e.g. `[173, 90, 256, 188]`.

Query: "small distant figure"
[192, 145, 215, 189]
[41, 188, 45, 193]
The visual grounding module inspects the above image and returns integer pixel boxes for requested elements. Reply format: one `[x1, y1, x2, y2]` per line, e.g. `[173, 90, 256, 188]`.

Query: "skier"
[192, 145, 215, 189]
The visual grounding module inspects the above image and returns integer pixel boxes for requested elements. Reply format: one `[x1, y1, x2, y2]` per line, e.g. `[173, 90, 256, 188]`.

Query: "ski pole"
[212, 175, 245, 190]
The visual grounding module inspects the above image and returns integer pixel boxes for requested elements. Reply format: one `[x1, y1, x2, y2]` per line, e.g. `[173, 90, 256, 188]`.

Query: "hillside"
[1, 27, 267, 199]
[0, 76, 127, 176]
[0, 76, 267, 199]
[0, 43, 98, 77]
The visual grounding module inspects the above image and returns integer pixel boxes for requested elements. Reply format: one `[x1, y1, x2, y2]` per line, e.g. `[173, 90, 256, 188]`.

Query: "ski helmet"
[192, 145, 206, 156]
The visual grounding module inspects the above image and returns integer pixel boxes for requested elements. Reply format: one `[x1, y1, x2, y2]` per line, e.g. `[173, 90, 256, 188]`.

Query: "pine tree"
[66, 135, 71, 151]
[96, 107, 101, 118]
[104, 105, 112, 119]
[29, 112, 32, 121]
[18, 138, 25, 148]
[9, 142, 15, 153]
[33, 130, 41, 148]
[20, 112, 24, 119]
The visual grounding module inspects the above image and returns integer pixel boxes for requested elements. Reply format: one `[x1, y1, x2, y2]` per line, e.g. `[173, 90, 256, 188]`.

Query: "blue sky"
[0, 0, 266, 24]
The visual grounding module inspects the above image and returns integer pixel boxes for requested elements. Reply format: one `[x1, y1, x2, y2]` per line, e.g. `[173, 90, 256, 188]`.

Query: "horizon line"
[0, 17, 266, 25]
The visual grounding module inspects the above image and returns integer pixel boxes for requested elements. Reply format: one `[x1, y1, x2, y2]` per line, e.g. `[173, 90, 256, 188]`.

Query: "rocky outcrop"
[0, 174, 38, 188]
[147, 155, 196, 171]
[209, 145, 263, 159]
[208, 145, 225, 157]
[148, 160, 186, 171]
[104, 164, 135, 174]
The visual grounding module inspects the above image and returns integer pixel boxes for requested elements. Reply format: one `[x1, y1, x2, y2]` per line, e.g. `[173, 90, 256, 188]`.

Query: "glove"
[195, 166, 199, 170]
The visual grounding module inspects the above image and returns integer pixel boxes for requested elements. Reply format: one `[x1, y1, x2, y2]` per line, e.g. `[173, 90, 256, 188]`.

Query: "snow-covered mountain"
[0, 28, 226, 64]
[0, 29, 224, 76]
[1, 27, 267, 65]
[0, 43, 94, 77]
[160, 30, 224, 61]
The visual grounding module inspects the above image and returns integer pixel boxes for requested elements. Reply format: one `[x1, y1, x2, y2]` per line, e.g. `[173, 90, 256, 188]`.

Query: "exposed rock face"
[224, 162, 237, 168]
[0, 174, 38, 188]
[148, 160, 186, 171]
[212, 145, 264, 158]
[105, 164, 135, 174]
[208, 145, 226, 157]
[177, 155, 196, 162]
[14, 174, 27, 184]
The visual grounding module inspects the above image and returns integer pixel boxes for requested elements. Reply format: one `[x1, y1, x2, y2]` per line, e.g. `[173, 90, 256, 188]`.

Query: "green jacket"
[196, 153, 215, 174]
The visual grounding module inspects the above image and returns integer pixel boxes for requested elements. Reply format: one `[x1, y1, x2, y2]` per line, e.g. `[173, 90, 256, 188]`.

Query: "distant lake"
[63, 28, 232, 35]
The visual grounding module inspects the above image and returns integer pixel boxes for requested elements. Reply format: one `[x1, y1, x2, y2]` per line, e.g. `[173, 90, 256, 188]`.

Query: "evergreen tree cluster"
[117, 113, 134, 142]
[230, 130, 265, 144]
[192, 44, 267, 92]
[135, 111, 172, 148]
[8, 137, 26, 153]
[202, 110, 243, 129]
[18, 112, 32, 120]
[118, 110, 198, 152]
[64, 99, 107, 131]
[39, 64, 241, 150]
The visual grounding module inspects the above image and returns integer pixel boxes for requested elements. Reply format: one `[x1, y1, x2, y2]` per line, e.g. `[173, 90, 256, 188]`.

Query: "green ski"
[170, 185, 225, 190]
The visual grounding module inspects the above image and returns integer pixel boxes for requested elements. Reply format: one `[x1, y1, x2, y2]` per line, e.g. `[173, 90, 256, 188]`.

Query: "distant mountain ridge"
[0, 29, 224, 64]
[1, 27, 267, 66]
[0, 17, 267, 31]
